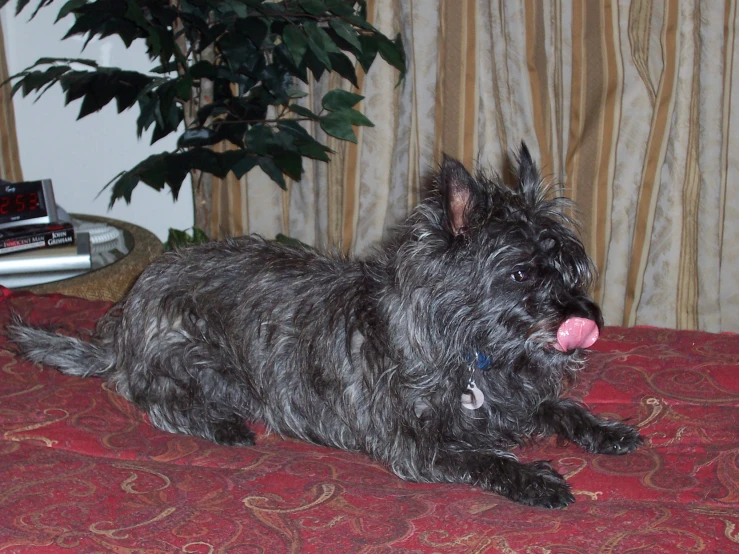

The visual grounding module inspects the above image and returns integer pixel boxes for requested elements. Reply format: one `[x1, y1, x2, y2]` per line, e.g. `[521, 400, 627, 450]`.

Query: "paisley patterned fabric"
[1, 290, 738, 553]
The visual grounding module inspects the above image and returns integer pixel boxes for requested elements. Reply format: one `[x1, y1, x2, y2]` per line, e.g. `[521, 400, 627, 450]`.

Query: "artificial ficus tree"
[3, 0, 405, 235]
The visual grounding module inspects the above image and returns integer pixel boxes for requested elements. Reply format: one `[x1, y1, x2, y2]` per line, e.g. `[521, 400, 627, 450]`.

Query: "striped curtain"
[211, 0, 738, 333]
[0, 22, 23, 182]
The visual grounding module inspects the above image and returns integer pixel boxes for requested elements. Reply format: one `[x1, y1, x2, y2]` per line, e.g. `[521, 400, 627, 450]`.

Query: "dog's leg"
[533, 399, 643, 455]
[413, 450, 575, 509]
[118, 312, 258, 447]
[145, 400, 256, 447]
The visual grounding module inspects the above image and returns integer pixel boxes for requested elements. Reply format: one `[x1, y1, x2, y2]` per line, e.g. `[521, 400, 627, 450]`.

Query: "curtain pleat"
[202, 0, 738, 332]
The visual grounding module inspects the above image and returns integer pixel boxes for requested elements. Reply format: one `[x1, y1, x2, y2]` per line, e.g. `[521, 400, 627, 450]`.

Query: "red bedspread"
[1, 291, 737, 553]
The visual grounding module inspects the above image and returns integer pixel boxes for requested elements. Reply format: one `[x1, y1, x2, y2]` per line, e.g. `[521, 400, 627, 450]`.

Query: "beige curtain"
[0, 22, 23, 182]
[211, 0, 738, 333]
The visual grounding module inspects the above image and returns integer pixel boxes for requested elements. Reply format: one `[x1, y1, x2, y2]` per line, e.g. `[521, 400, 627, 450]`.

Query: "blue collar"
[467, 352, 492, 371]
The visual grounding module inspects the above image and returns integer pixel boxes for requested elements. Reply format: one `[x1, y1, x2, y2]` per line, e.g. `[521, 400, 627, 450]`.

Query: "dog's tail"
[6, 314, 114, 378]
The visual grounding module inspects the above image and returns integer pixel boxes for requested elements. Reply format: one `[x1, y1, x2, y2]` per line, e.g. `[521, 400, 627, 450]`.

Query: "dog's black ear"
[516, 142, 542, 200]
[440, 155, 479, 236]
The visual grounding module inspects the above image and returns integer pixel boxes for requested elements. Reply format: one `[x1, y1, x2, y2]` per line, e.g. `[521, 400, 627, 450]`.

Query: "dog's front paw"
[212, 419, 256, 446]
[508, 461, 575, 509]
[590, 421, 643, 455]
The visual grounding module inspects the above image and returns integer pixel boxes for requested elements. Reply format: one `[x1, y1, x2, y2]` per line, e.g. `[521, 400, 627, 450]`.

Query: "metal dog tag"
[461, 381, 484, 410]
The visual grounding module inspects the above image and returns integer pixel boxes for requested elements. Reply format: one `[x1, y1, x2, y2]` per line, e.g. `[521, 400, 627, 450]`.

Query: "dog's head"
[393, 143, 602, 377]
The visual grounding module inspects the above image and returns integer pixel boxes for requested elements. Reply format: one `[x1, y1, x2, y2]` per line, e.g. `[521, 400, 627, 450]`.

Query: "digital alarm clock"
[0, 179, 59, 229]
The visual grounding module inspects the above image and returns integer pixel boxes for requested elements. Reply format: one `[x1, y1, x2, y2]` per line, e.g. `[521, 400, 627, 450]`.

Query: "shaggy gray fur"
[8, 143, 642, 508]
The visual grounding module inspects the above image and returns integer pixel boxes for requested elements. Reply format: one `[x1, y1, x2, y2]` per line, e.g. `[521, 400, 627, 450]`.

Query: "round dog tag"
[461, 381, 484, 410]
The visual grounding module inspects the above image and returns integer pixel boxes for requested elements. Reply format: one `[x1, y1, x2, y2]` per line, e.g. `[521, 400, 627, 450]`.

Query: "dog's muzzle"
[554, 317, 599, 352]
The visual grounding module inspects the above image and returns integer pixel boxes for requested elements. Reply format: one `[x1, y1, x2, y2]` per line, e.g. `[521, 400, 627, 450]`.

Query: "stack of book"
[0, 221, 91, 288]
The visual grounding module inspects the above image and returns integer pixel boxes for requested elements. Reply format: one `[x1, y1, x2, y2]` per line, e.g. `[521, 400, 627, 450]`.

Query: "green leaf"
[228, 152, 259, 179]
[139, 157, 169, 191]
[25, 57, 98, 71]
[289, 104, 320, 120]
[222, 0, 249, 18]
[13, 0, 31, 16]
[321, 89, 363, 111]
[309, 19, 340, 54]
[55, 68, 154, 118]
[320, 111, 357, 143]
[244, 124, 275, 155]
[237, 17, 269, 48]
[324, 0, 355, 17]
[218, 28, 258, 70]
[181, 148, 231, 178]
[164, 226, 209, 251]
[301, 49, 327, 81]
[107, 170, 140, 206]
[9, 65, 72, 98]
[273, 128, 296, 149]
[343, 13, 378, 33]
[272, 42, 308, 83]
[273, 149, 303, 181]
[276, 120, 332, 162]
[165, 228, 193, 250]
[356, 34, 379, 72]
[282, 25, 308, 66]
[286, 87, 308, 99]
[62, 4, 141, 47]
[178, 127, 217, 148]
[75, 75, 118, 119]
[56, 0, 87, 22]
[298, 0, 326, 16]
[114, 81, 144, 113]
[192, 226, 209, 243]
[136, 93, 157, 138]
[189, 60, 217, 79]
[173, 74, 193, 101]
[377, 33, 406, 75]
[275, 119, 309, 135]
[275, 233, 312, 249]
[258, 156, 287, 189]
[296, 140, 331, 162]
[252, 0, 284, 14]
[151, 60, 178, 74]
[302, 20, 334, 69]
[329, 19, 362, 52]
[327, 52, 358, 88]
[164, 155, 190, 196]
[335, 107, 373, 127]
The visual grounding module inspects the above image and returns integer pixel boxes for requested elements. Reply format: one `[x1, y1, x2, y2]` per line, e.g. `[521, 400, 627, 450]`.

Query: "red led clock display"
[0, 179, 56, 228]
[0, 192, 41, 215]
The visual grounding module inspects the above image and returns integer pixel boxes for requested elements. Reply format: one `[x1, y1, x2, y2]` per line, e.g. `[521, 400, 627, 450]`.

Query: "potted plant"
[2, 0, 405, 241]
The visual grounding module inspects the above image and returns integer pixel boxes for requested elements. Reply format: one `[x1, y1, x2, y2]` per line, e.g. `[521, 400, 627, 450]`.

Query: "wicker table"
[21, 215, 163, 302]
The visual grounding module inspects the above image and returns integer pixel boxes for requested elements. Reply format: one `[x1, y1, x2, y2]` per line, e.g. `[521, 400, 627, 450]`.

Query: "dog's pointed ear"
[516, 142, 541, 198]
[440, 155, 478, 236]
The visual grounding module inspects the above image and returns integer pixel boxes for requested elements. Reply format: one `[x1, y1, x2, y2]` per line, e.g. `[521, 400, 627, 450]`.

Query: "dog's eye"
[510, 269, 528, 283]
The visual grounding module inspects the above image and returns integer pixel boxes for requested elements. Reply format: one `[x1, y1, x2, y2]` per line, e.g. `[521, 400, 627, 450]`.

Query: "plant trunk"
[174, 0, 215, 237]
[188, 47, 216, 237]
[191, 169, 213, 234]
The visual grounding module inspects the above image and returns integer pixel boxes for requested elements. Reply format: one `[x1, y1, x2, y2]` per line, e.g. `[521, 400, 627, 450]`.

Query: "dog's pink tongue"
[555, 317, 599, 352]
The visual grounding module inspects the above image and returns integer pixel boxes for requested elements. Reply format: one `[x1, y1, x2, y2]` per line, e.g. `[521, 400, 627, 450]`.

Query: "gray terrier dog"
[9, 143, 642, 508]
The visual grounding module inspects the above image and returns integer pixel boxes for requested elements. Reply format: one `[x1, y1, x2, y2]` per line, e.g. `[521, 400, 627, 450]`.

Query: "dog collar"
[468, 352, 492, 371]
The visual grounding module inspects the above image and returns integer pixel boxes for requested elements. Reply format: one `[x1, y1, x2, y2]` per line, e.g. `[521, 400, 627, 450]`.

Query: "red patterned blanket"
[1, 291, 737, 553]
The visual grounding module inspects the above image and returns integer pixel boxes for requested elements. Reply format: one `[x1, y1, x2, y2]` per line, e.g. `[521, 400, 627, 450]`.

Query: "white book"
[0, 232, 91, 275]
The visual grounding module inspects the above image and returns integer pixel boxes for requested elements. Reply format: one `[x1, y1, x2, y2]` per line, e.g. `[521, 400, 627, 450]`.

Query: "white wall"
[1, 7, 193, 241]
